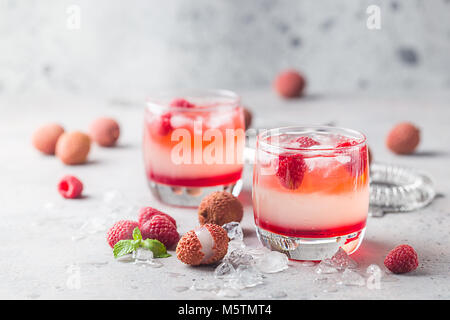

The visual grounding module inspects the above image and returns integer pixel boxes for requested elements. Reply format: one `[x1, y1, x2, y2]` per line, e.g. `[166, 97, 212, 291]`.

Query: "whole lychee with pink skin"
[176, 224, 229, 266]
[198, 191, 243, 226]
[55, 131, 91, 165]
[386, 122, 420, 155]
[32, 123, 65, 155]
[138, 207, 177, 228]
[140, 215, 179, 249]
[274, 69, 306, 98]
[106, 220, 139, 248]
[89, 117, 120, 147]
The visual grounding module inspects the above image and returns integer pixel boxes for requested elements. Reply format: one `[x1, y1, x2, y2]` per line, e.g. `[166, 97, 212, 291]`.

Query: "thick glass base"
[256, 226, 366, 261]
[148, 179, 243, 207]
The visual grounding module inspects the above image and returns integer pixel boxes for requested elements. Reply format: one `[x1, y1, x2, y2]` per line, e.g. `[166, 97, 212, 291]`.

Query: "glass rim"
[257, 125, 367, 153]
[146, 89, 240, 113]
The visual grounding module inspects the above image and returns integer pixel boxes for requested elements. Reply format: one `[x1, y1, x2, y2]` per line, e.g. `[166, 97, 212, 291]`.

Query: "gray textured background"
[1, 0, 450, 99]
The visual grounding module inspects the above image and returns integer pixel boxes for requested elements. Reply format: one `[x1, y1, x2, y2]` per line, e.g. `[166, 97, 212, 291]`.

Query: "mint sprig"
[113, 227, 171, 259]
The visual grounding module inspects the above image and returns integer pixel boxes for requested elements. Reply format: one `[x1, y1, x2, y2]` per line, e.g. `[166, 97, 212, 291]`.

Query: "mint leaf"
[141, 239, 171, 258]
[132, 227, 142, 241]
[113, 240, 136, 258]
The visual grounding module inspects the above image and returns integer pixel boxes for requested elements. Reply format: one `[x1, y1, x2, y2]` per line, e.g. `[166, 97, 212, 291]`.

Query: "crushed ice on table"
[214, 262, 235, 279]
[336, 269, 366, 287]
[254, 251, 289, 274]
[322, 248, 358, 270]
[132, 249, 163, 268]
[217, 287, 241, 298]
[224, 265, 264, 289]
[71, 217, 109, 241]
[222, 222, 243, 242]
[224, 248, 254, 268]
[191, 279, 221, 292]
[315, 262, 339, 274]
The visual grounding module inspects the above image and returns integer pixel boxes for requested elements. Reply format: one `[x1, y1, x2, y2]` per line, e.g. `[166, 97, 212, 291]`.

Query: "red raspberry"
[384, 244, 419, 274]
[170, 98, 195, 108]
[138, 207, 177, 228]
[296, 136, 319, 148]
[58, 175, 83, 199]
[336, 139, 358, 148]
[157, 112, 172, 136]
[141, 215, 179, 248]
[106, 220, 139, 248]
[276, 153, 307, 190]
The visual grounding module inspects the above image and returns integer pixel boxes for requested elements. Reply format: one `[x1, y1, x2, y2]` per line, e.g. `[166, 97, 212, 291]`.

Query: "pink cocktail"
[253, 126, 369, 260]
[143, 90, 245, 206]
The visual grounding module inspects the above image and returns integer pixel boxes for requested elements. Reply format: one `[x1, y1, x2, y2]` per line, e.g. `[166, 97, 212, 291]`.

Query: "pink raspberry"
[141, 215, 179, 249]
[170, 98, 195, 108]
[106, 220, 139, 248]
[58, 175, 83, 199]
[276, 153, 307, 190]
[138, 207, 177, 228]
[157, 112, 172, 136]
[384, 244, 419, 274]
[296, 136, 319, 148]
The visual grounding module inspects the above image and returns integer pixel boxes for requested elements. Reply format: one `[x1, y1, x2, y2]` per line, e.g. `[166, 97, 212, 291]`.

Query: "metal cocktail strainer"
[369, 163, 435, 217]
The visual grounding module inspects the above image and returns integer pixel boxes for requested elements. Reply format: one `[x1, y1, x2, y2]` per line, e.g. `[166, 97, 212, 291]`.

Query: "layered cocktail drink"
[253, 126, 369, 260]
[144, 90, 245, 206]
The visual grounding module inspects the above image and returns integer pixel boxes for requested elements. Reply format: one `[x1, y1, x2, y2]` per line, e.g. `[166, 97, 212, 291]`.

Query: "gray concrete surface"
[0, 90, 449, 299]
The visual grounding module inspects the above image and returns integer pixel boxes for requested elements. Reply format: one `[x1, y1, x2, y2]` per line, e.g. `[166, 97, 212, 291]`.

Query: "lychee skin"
[176, 224, 229, 266]
[198, 191, 243, 226]
[55, 131, 91, 165]
[32, 123, 65, 155]
[89, 117, 120, 147]
[203, 224, 229, 265]
[274, 69, 306, 98]
[106, 220, 139, 248]
[176, 230, 204, 266]
[386, 122, 420, 155]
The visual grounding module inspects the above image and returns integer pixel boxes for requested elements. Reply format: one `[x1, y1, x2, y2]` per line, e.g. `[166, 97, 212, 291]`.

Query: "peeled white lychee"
[176, 224, 229, 266]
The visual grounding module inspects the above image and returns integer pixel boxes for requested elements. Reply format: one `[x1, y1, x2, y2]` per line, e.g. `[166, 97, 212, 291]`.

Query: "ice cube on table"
[222, 222, 243, 242]
[133, 248, 154, 261]
[225, 249, 254, 268]
[132, 249, 163, 268]
[254, 251, 289, 274]
[337, 269, 366, 287]
[224, 265, 264, 289]
[322, 248, 358, 270]
[214, 262, 235, 279]
[366, 264, 382, 276]
[315, 261, 339, 274]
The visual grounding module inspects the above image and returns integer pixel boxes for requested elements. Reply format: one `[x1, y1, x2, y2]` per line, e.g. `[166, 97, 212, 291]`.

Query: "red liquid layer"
[256, 219, 367, 238]
[148, 169, 243, 187]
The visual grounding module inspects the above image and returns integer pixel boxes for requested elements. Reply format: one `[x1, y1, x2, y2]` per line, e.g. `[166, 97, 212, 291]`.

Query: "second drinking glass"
[253, 126, 369, 261]
[144, 90, 245, 207]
